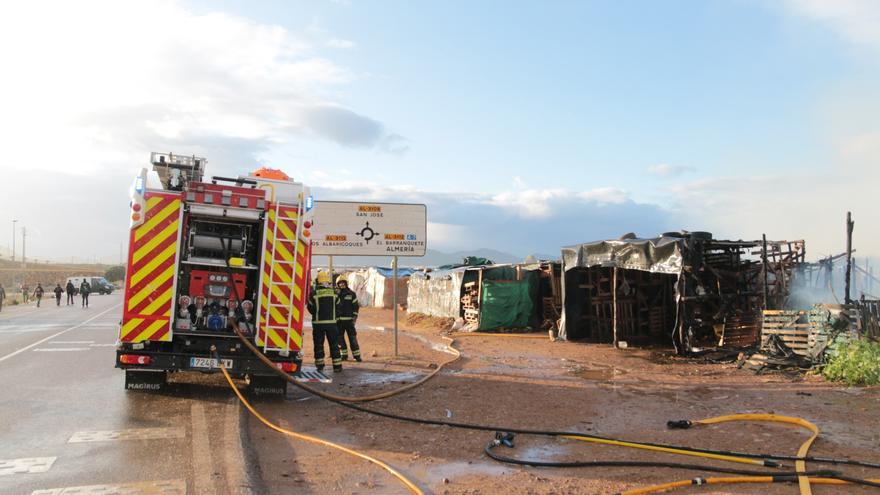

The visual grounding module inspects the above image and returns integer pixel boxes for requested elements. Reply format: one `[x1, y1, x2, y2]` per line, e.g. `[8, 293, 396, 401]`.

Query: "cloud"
[326, 38, 357, 49]
[784, 0, 880, 49]
[647, 163, 694, 177]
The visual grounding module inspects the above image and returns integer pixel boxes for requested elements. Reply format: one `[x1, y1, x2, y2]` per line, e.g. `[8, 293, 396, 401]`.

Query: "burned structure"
[559, 232, 805, 352]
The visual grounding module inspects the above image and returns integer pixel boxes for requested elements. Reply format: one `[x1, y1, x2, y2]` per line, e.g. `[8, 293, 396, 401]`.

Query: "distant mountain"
[312, 247, 521, 269]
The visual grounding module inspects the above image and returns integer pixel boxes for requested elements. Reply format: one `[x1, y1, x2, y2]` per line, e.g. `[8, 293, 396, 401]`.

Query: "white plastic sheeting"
[342, 267, 410, 309]
[407, 269, 466, 318]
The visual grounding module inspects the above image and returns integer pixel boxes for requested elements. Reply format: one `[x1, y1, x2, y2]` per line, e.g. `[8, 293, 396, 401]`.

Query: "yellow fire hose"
[218, 360, 424, 495]
[620, 414, 822, 495]
[563, 434, 766, 467]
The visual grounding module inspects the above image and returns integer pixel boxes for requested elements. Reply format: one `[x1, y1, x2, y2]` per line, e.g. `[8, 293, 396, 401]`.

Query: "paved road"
[0, 293, 252, 495]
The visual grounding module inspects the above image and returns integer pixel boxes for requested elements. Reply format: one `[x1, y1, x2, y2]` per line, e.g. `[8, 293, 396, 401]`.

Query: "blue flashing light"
[305, 195, 314, 211]
[134, 176, 145, 195]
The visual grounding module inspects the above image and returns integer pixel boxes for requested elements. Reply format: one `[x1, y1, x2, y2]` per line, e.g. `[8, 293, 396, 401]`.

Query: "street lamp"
[11, 219, 17, 263]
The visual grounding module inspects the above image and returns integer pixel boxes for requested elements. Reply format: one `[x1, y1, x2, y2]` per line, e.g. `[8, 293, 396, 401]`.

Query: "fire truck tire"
[247, 375, 288, 397]
[125, 369, 167, 391]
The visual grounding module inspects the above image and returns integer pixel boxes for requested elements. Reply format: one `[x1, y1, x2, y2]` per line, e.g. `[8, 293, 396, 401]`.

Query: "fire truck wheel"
[124, 369, 167, 391]
[246, 375, 288, 397]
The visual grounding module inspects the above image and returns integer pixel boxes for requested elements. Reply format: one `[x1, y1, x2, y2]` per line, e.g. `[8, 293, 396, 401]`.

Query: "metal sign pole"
[393, 255, 399, 357]
[328, 255, 334, 281]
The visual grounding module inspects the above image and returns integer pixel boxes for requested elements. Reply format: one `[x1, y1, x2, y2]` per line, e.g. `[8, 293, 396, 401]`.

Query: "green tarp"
[479, 279, 533, 330]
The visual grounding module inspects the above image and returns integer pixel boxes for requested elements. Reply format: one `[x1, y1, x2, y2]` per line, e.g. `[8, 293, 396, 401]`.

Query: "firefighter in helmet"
[307, 271, 343, 372]
[335, 278, 361, 361]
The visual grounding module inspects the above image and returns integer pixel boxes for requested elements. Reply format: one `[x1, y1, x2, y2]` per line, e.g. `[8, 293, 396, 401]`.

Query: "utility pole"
[11, 219, 17, 262]
[844, 211, 854, 305]
[21, 226, 26, 270]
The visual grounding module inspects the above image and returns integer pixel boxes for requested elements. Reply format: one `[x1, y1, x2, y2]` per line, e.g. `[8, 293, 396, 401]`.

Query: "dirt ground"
[241, 308, 880, 495]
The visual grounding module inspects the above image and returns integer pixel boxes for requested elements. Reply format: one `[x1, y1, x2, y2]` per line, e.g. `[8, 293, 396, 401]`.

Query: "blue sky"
[0, 0, 878, 262]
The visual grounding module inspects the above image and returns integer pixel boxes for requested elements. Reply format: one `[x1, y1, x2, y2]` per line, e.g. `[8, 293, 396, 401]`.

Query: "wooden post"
[612, 266, 618, 348]
[845, 211, 854, 305]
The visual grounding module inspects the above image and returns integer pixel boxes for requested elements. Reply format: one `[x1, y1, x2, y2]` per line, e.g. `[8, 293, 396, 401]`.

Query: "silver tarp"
[406, 268, 466, 318]
[560, 236, 686, 275]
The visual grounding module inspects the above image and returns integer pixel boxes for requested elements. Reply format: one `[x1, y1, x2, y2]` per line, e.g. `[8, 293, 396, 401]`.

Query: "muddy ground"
[240, 308, 880, 494]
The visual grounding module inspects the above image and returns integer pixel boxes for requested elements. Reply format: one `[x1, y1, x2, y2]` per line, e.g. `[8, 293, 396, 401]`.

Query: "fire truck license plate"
[190, 357, 234, 370]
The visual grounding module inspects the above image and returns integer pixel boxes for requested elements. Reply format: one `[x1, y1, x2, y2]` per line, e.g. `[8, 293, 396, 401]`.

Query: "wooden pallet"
[761, 310, 811, 356]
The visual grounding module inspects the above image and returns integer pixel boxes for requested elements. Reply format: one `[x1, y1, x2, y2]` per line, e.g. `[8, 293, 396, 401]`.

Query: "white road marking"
[0, 304, 122, 365]
[190, 403, 215, 494]
[68, 427, 185, 443]
[49, 341, 94, 344]
[33, 348, 90, 352]
[0, 457, 56, 476]
[89, 343, 117, 347]
[222, 400, 252, 495]
[31, 479, 186, 495]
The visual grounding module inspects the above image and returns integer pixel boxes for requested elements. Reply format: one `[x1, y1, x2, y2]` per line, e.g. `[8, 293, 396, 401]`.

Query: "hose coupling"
[666, 420, 692, 429]
[494, 431, 515, 448]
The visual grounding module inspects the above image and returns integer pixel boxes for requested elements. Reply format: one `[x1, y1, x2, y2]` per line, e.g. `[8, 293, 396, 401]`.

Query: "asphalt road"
[0, 293, 253, 495]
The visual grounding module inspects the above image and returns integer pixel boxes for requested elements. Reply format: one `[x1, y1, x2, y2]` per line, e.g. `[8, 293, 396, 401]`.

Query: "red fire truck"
[116, 152, 314, 394]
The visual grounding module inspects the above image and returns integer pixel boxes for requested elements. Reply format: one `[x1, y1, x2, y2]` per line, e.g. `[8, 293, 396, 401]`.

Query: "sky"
[0, 0, 878, 263]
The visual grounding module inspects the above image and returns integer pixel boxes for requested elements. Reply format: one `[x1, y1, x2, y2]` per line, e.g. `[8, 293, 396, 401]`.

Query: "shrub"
[822, 339, 880, 386]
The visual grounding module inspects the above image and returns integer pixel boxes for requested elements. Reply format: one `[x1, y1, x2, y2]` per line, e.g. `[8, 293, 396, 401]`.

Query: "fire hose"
[215, 239, 880, 494]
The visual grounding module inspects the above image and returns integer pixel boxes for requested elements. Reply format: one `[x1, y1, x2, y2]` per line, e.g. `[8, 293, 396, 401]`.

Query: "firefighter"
[21, 284, 29, 304]
[80, 279, 91, 308]
[335, 278, 362, 361]
[33, 283, 44, 308]
[307, 271, 342, 373]
[65, 280, 76, 305]
[0, 283, 5, 312]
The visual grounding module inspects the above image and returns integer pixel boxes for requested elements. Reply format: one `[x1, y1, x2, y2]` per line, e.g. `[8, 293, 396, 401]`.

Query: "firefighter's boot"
[340, 347, 349, 361]
[353, 349, 362, 362]
[332, 357, 343, 373]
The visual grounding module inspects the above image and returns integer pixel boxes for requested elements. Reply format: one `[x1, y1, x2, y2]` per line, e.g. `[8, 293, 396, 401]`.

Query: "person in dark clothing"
[65, 281, 76, 305]
[80, 280, 91, 308]
[306, 271, 342, 373]
[335, 279, 362, 361]
[53, 284, 64, 306]
[33, 284, 44, 308]
[0, 284, 5, 312]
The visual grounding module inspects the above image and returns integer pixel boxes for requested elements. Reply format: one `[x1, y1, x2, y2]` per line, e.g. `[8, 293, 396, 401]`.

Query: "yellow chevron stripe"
[275, 240, 294, 262]
[140, 287, 173, 317]
[133, 319, 168, 342]
[132, 222, 178, 265]
[272, 263, 293, 284]
[293, 284, 302, 301]
[121, 317, 144, 336]
[130, 242, 176, 288]
[271, 284, 291, 307]
[128, 262, 175, 310]
[269, 306, 288, 325]
[134, 199, 180, 242]
[295, 263, 304, 280]
[292, 305, 301, 323]
[266, 327, 286, 348]
[297, 240, 306, 257]
[276, 218, 297, 242]
[290, 330, 302, 348]
[279, 208, 298, 221]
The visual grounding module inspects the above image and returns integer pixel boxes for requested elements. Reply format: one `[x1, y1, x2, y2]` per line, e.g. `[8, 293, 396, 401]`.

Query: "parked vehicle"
[65, 276, 114, 295]
[115, 152, 314, 394]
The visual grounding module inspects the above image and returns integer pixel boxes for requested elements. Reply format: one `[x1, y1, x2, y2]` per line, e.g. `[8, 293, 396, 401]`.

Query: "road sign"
[310, 201, 427, 257]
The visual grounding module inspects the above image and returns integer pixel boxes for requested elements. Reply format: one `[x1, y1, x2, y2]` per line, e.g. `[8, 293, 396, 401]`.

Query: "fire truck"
[116, 152, 314, 394]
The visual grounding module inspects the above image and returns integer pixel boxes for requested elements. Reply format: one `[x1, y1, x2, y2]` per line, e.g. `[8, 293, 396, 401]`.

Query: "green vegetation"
[822, 340, 880, 386]
[105, 265, 126, 282]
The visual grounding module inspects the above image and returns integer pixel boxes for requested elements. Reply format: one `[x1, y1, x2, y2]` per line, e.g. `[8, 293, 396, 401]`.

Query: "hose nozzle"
[494, 431, 515, 448]
[666, 420, 693, 429]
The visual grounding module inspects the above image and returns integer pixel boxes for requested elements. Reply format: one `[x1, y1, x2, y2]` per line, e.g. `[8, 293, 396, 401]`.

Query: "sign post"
[311, 201, 426, 357]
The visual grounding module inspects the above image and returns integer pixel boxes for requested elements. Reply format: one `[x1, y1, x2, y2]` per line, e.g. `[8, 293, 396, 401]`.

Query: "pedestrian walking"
[53, 283, 64, 306]
[33, 284, 44, 308]
[0, 283, 5, 312]
[21, 284, 29, 304]
[80, 279, 91, 308]
[306, 271, 342, 373]
[65, 280, 76, 305]
[335, 278, 362, 361]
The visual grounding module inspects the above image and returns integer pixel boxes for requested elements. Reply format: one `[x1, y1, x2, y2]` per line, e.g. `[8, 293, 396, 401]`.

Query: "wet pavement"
[0, 294, 251, 495]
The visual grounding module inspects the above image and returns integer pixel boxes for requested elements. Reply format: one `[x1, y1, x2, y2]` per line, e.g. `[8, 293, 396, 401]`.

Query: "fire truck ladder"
[262, 199, 303, 353]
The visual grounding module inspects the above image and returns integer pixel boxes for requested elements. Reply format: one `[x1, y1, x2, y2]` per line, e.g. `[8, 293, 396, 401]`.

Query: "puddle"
[520, 441, 570, 461]
[422, 460, 508, 483]
[343, 370, 422, 386]
[571, 365, 629, 381]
